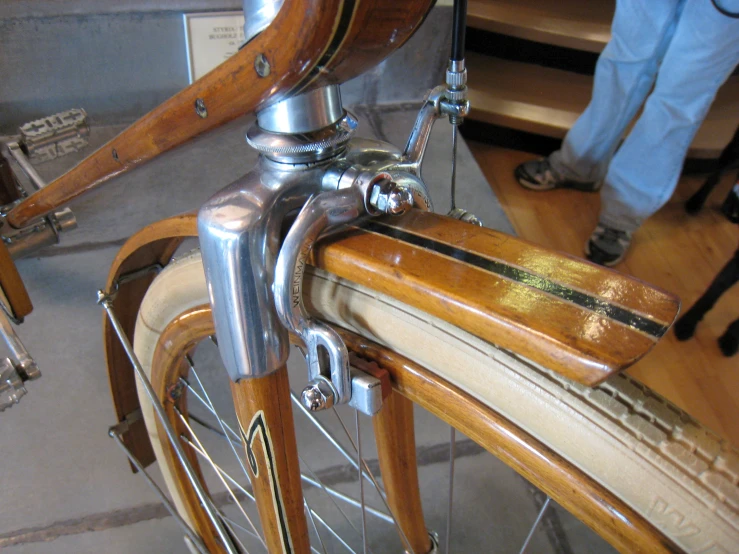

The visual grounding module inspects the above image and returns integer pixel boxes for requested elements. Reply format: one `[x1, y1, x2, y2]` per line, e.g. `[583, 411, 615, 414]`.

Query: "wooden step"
[467, 0, 613, 53]
[466, 53, 739, 159]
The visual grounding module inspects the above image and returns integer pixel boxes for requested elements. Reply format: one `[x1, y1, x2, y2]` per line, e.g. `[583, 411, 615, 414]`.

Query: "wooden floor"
[468, 142, 739, 446]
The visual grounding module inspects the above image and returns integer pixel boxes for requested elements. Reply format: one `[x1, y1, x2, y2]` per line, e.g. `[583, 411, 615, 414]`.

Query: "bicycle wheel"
[133, 250, 739, 553]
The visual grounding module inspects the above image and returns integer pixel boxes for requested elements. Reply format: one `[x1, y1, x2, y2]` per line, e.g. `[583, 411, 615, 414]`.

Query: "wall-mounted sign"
[183, 11, 246, 83]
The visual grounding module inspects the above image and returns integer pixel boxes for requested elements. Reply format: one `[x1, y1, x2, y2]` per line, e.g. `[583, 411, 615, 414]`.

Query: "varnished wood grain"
[103, 213, 197, 469]
[5, 0, 338, 228]
[231, 368, 311, 554]
[470, 142, 739, 445]
[148, 298, 680, 553]
[341, 331, 681, 554]
[316, 212, 679, 385]
[5, 0, 434, 229]
[467, 0, 613, 52]
[150, 305, 227, 553]
[103, 207, 680, 468]
[373, 391, 431, 554]
[0, 239, 33, 319]
[466, 52, 739, 159]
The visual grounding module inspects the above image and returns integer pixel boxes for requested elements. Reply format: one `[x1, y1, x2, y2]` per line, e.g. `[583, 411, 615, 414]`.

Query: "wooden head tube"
[6, 0, 434, 229]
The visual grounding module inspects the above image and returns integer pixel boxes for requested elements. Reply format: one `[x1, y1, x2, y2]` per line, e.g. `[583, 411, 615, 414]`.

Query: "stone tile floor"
[0, 105, 611, 552]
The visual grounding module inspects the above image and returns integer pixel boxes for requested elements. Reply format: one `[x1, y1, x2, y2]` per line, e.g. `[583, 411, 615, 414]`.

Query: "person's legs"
[548, 0, 685, 183]
[598, 0, 739, 235]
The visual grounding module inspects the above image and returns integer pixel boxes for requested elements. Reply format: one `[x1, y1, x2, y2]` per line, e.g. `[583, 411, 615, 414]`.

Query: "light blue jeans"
[549, 0, 739, 233]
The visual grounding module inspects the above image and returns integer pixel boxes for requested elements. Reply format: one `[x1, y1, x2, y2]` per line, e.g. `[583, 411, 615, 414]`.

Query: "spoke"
[300, 456, 371, 545]
[190, 407, 391, 528]
[300, 474, 393, 524]
[445, 426, 456, 554]
[291, 393, 364, 474]
[182, 436, 255, 503]
[176, 408, 266, 549]
[99, 298, 236, 553]
[186, 357, 253, 485]
[356, 411, 368, 554]
[181, 377, 242, 443]
[330, 409, 382, 493]
[311, 510, 358, 554]
[305, 500, 328, 554]
[332, 408, 415, 554]
[219, 513, 265, 548]
[519, 496, 551, 554]
[219, 518, 251, 554]
[190, 413, 241, 444]
[188, 410, 244, 453]
[110, 431, 209, 554]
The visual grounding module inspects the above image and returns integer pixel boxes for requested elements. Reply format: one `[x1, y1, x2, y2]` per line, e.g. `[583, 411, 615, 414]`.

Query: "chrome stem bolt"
[301, 379, 336, 411]
[369, 178, 414, 215]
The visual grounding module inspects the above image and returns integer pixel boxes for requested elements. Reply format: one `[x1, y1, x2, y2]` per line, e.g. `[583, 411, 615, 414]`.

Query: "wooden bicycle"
[1, 1, 737, 552]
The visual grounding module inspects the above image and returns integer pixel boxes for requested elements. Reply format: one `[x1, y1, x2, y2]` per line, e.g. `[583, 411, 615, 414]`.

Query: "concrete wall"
[0, 2, 452, 133]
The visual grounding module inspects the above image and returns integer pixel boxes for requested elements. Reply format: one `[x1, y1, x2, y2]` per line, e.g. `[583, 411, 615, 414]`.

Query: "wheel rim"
[145, 303, 677, 554]
[148, 305, 428, 553]
[134, 254, 736, 551]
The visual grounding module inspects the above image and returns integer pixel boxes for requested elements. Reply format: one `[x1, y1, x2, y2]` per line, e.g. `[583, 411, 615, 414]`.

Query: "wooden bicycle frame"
[5, 0, 434, 229]
[103, 210, 679, 552]
[0, 1, 684, 551]
[146, 301, 680, 553]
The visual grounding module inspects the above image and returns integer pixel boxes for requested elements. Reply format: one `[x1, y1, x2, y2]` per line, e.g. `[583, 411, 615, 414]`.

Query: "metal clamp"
[274, 167, 413, 412]
[274, 187, 366, 407]
[443, 59, 469, 126]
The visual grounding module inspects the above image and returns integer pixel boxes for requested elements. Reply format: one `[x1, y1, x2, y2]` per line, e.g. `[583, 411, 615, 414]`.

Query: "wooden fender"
[103, 213, 198, 468]
[103, 210, 679, 469]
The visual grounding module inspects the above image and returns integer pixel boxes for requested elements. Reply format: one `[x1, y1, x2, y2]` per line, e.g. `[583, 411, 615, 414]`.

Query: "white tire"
[134, 251, 739, 553]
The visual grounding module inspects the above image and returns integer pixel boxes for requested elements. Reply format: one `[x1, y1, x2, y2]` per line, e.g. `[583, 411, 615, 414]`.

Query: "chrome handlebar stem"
[199, 83, 449, 412]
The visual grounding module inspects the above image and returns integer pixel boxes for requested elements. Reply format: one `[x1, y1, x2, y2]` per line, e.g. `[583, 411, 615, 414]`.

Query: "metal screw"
[301, 379, 335, 411]
[194, 98, 208, 118]
[254, 54, 271, 78]
[167, 380, 186, 402]
[369, 179, 414, 215]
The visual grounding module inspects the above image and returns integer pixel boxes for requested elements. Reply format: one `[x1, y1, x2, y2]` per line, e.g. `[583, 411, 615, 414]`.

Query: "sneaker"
[515, 158, 600, 192]
[585, 224, 632, 267]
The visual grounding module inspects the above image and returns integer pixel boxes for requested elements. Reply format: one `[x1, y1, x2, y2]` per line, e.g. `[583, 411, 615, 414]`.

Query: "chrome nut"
[369, 179, 414, 215]
[301, 378, 336, 411]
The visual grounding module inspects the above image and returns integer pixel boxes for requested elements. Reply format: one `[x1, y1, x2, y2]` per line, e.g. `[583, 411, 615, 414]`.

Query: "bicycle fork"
[198, 83, 450, 552]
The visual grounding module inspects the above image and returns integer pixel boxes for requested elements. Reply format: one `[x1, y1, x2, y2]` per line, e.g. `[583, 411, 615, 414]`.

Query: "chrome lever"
[274, 188, 365, 408]
[274, 171, 413, 411]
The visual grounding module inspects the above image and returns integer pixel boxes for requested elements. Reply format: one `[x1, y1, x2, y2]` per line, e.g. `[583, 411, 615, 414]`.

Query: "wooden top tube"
[6, 0, 434, 229]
